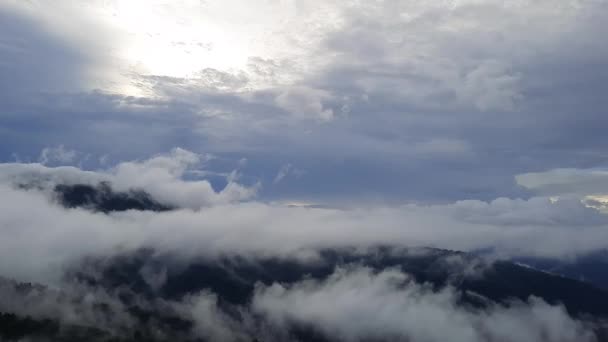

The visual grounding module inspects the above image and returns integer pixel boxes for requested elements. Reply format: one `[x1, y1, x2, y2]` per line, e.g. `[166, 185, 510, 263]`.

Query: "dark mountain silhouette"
[517, 250, 608, 291]
[53, 182, 173, 213]
[74, 247, 608, 317]
[48, 181, 608, 297]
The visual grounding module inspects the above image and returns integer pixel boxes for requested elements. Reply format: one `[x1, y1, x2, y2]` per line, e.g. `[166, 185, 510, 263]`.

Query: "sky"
[1, 0, 608, 260]
[1, 2, 608, 340]
[0, 0, 605, 204]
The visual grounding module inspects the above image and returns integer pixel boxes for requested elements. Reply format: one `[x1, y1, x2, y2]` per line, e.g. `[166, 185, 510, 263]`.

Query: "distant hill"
[53, 182, 173, 213]
[2, 246, 608, 341]
[516, 250, 608, 291]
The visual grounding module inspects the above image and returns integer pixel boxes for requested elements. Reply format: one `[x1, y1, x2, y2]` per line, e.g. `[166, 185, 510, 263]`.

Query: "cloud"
[273, 163, 292, 185]
[0, 1, 123, 94]
[1, 1, 607, 203]
[0, 2, 607, 340]
[3, 260, 598, 341]
[275, 86, 335, 122]
[0, 148, 258, 210]
[516, 168, 608, 197]
[253, 266, 595, 342]
[2, 152, 608, 285]
[409, 139, 473, 159]
[38, 145, 77, 165]
[0, 274, 247, 340]
[107, 148, 257, 208]
[0, 277, 135, 333]
[456, 60, 522, 112]
[0, 5, 86, 94]
[173, 291, 250, 342]
[449, 196, 608, 227]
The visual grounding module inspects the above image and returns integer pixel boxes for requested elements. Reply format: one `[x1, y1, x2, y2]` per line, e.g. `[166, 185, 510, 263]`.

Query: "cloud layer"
[0, 151, 605, 340]
[1, 151, 608, 286]
[0, 264, 598, 342]
[253, 267, 596, 342]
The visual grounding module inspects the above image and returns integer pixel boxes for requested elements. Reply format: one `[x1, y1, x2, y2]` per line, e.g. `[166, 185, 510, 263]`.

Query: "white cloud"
[173, 291, 249, 342]
[3, 263, 595, 342]
[38, 145, 77, 165]
[275, 86, 335, 122]
[516, 168, 608, 196]
[108, 148, 258, 208]
[253, 266, 595, 342]
[0, 154, 607, 340]
[273, 163, 292, 185]
[1, 0, 608, 302]
[0, 278, 134, 331]
[1, 148, 258, 209]
[3, 155, 608, 284]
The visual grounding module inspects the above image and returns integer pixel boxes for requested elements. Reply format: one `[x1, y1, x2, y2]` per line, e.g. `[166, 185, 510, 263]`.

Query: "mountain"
[2, 182, 606, 341]
[517, 250, 608, 290]
[1, 246, 608, 341]
[53, 182, 173, 213]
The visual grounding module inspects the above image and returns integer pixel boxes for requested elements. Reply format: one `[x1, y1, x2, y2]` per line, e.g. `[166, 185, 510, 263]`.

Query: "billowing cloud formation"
[38, 145, 78, 166]
[0, 148, 257, 209]
[0, 151, 606, 341]
[0, 278, 134, 332]
[253, 267, 595, 342]
[1, 151, 608, 285]
[174, 291, 251, 342]
[0, 264, 600, 342]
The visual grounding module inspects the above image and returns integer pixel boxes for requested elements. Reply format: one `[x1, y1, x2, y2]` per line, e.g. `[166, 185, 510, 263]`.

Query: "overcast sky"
[0, 0, 605, 262]
[1, 0, 606, 204]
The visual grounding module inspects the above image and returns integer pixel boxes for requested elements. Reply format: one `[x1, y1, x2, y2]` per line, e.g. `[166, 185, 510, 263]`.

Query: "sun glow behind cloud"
[99, 0, 253, 77]
[2, 0, 343, 94]
[84, 0, 343, 91]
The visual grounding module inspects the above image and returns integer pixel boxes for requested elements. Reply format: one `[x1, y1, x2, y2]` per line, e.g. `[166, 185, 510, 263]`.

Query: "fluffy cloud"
[3, 263, 598, 341]
[0, 278, 134, 332]
[2, 153, 608, 284]
[253, 266, 595, 342]
[0, 148, 257, 209]
[173, 291, 251, 342]
[0, 151, 606, 341]
[38, 145, 78, 165]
